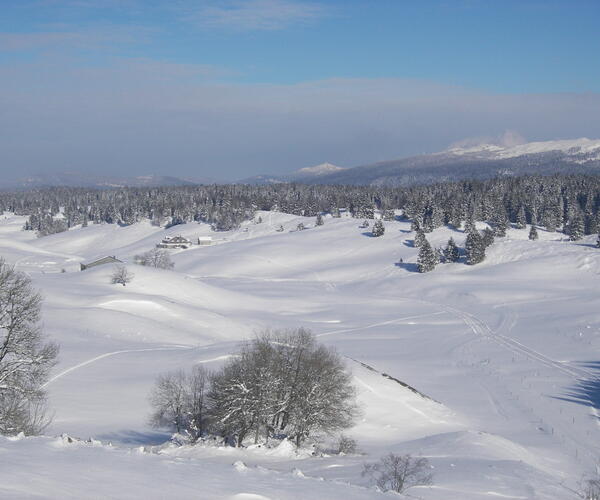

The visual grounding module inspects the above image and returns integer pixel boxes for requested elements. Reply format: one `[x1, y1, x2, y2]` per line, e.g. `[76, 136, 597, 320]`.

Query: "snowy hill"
[0, 212, 599, 499]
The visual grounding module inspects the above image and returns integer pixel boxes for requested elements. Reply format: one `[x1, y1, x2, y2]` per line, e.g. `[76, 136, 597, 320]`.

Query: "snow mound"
[233, 460, 249, 472]
[262, 438, 313, 459]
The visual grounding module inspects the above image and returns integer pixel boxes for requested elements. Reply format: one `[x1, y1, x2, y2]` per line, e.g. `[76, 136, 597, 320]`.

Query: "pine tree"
[568, 214, 584, 241]
[371, 219, 385, 237]
[465, 230, 485, 265]
[435, 247, 444, 264]
[515, 206, 527, 229]
[414, 229, 426, 248]
[597, 233, 600, 248]
[443, 237, 460, 263]
[464, 217, 476, 234]
[492, 215, 508, 237]
[315, 214, 324, 226]
[430, 205, 444, 229]
[382, 209, 395, 221]
[417, 239, 437, 273]
[481, 228, 495, 248]
[528, 225, 538, 240]
[543, 207, 558, 232]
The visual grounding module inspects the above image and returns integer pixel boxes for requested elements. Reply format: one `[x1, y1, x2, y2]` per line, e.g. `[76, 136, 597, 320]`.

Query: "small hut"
[80, 256, 122, 271]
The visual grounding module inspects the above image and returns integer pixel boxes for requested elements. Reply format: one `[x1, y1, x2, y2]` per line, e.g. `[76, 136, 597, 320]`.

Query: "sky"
[1, 0, 600, 181]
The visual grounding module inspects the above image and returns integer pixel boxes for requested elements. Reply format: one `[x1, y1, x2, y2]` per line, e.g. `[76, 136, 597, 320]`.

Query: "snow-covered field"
[1, 211, 599, 499]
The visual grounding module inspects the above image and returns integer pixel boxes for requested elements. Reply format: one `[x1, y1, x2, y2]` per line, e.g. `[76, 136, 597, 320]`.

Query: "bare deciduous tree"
[110, 265, 133, 286]
[580, 477, 600, 500]
[362, 453, 433, 493]
[148, 366, 211, 441]
[0, 258, 58, 435]
[134, 248, 174, 270]
[286, 341, 357, 447]
[149, 370, 188, 434]
[186, 365, 210, 441]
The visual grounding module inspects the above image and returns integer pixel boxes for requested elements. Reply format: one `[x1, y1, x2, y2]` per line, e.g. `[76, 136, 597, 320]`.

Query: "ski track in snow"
[316, 311, 446, 338]
[442, 304, 595, 380]
[42, 346, 195, 388]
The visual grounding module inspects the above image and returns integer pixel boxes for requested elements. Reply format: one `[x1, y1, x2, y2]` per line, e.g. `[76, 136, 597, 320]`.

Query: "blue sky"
[1, 0, 600, 180]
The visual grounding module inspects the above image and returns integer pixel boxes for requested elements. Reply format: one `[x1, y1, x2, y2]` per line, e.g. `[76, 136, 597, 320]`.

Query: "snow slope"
[0, 211, 599, 499]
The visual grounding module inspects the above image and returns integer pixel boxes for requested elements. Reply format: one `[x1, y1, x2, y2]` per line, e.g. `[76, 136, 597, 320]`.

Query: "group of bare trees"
[149, 329, 358, 447]
[0, 259, 58, 435]
[110, 248, 175, 286]
[134, 248, 174, 269]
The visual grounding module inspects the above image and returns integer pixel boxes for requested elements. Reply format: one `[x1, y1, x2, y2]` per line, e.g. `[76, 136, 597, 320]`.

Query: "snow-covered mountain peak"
[295, 162, 347, 176]
[447, 137, 600, 160]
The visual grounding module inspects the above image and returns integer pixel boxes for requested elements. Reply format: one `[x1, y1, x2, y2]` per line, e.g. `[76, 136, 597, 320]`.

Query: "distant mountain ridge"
[3, 138, 600, 190]
[3, 172, 215, 189]
[290, 138, 600, 187]
[239, 162, 347, 185]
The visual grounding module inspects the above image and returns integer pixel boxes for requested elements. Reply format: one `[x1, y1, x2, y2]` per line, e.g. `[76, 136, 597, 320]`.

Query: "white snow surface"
[447, 137, 600, 160]
[0, 211, 599, 499]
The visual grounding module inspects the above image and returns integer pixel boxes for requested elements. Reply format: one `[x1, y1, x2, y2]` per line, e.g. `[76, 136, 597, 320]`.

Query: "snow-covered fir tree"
[371, 219, 385, 237]
[414, 229, 426, 248]
[481, 228, 495, 248]
[465, 230, 486, 265]
[443, 237, 460, 263]
[315, 214, 324, 226]
[382, 209, 395, 221]
[491, 213, 508, 237]
[417, 238, 437, 273]
[568, 214, 584, 241]
[529, 225, 539, 240]
[464, 217, 476, 234]
[515, 206, 527, 229]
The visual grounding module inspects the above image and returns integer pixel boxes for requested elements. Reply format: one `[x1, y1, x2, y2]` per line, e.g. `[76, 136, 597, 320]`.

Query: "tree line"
[0, 174, 596, 239]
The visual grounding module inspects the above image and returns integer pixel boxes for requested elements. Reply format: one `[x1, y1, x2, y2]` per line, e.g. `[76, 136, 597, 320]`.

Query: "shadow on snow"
[553, 361, 600, 419]
[96, 429, 172, 445]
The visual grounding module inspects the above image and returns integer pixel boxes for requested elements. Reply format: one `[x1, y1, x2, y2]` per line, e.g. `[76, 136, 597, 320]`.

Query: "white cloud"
[0, 26, 150, 52]
[193, 0, 325, 31]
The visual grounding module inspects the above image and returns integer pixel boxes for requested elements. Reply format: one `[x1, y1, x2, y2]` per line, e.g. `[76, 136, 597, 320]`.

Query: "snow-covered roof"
[162, 235, 191, 243]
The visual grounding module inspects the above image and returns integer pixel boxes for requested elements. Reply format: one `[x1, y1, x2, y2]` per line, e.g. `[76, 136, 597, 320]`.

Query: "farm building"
[198, 236, 212, 246]
[80, 256, 122, 271]
[157, 235, 192, 249]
